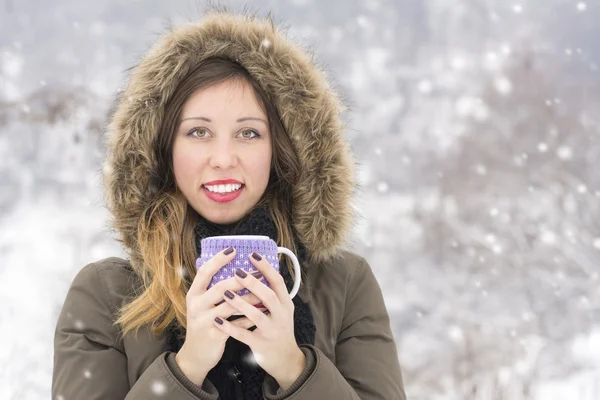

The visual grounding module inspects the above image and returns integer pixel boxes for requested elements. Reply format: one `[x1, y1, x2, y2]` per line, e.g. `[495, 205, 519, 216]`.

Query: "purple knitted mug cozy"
[196, 235, 282, 297]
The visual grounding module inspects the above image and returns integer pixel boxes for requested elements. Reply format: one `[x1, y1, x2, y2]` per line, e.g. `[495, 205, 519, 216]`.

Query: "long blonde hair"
[114, 58, 301, 337]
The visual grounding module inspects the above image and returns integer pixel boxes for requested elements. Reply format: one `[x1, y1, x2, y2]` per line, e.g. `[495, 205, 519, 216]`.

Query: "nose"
[208, 137, 238, 170]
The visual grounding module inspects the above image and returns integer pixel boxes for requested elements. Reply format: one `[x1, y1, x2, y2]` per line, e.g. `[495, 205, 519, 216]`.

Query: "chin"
[199, 208, 246, 225]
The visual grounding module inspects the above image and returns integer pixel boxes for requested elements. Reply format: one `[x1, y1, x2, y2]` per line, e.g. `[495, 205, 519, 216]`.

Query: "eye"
[187, 128, 210, 138]
[239, 129, 261, 140]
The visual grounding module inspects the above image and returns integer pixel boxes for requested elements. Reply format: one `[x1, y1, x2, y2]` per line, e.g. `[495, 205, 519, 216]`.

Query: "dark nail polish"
[216, 300, 225, 306]
[215, 317, 223, 325]
[224, 247, 234, 255]
[252, 252, 262, 261]
[224, 290, 235, 300]
[251, 271, 263, 280]
[235, 269, 248, 278]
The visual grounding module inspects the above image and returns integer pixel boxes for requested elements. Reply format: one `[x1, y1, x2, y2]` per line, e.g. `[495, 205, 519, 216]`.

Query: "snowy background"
[1, 0, 599, 399]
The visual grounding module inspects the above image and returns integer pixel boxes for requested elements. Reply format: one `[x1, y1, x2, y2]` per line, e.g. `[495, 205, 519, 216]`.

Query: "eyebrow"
[180, 116, 268, 126]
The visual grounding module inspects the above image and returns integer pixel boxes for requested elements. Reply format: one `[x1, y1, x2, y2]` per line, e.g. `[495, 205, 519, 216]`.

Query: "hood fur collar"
[104, 11, 356, 264]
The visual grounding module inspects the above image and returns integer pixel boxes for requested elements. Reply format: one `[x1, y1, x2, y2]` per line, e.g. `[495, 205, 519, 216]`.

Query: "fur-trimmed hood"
[103, 11, 356, 266]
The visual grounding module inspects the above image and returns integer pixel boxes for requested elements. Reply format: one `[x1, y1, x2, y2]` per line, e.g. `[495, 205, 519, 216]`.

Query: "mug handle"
[277, 247, 301, 299]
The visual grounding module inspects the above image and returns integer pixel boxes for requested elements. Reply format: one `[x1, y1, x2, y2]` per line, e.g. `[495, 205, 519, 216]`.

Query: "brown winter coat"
[52, 10, 406, 400]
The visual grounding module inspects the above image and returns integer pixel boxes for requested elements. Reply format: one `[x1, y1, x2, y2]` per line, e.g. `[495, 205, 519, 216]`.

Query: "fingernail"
[251, 271, 263, 279]
[251, 252, 262, 261]
[224, 247, 234, 255]
[215, 317, 223, 325]
[235, 269, 248, 278]
[224, 290, 235, 300]
[216, 300, 225, 306]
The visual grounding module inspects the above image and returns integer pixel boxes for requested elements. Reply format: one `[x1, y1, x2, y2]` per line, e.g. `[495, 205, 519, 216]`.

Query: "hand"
[213, 252, 306, 390]
[175, 247, 264, 385]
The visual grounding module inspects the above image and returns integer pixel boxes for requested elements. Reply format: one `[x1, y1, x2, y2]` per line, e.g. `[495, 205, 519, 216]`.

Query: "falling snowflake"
[450, 56, 466, 70]
[578, 184, 588, 193]
[448, 326, 464, 342]
[176, 265, 188, 279]
[541, 231, 557, 244]
[592, 238, 600, 249]
[475, 164, 488, 176]
[377, 182, 389, 193]
[490, 208, 499, 217]
[512, 4, 523, 13]
[556, 145, 573, 160]
[537, 143, 548, 153]
[241, 351, 260, 366]
[580, 296, 589, 305]
[83, 369, 92, 379]
[494, 76, 513, 95]
[151, 380, 167, 395]
[417, 79, 433, 94]
[74, 320, 85, 331]
[577, 2, 587, 11]
[260, 38, 272, 50]
[2, 51, 23, 77]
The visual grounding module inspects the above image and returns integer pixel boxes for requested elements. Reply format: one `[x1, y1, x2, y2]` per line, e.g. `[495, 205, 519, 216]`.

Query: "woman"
[52, 10, 406, 400]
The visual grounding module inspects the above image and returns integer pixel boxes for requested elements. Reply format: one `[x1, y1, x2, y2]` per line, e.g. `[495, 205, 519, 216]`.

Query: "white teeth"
[204, 183, 243, 193]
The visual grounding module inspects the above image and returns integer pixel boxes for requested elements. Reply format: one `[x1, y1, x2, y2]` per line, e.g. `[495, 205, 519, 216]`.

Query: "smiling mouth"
[202, 183, 245, 194]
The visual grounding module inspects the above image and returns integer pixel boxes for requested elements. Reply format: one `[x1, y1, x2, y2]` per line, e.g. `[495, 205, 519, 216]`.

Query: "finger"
[230, 317, 258, 330]
[214, 315, 255, 347]
[206, 271, 264, 307]
[210, 294, 266, 319]
[236, 262, 286, 317]
[188, 247, 236, 297]
[223, 288, 270, 330]
[215, 291, 263, 307]
[248, 252, 290, 307]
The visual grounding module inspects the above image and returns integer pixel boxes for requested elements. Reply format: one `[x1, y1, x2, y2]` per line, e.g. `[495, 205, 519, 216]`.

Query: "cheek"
[257, 149, 272, 182]
[172, 144, 198, 186]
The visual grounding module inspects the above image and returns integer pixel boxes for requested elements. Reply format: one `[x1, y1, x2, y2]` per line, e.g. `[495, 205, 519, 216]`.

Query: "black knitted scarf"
[166, 206, 316, 400]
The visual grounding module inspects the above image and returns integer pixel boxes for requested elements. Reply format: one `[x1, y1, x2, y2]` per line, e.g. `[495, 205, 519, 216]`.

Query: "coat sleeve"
[52, 262, 220, 400]
[262, 257, 407, 400]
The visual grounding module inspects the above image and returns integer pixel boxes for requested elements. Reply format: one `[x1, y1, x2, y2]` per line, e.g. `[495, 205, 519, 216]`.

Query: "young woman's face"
[172, 79, 272, 224]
